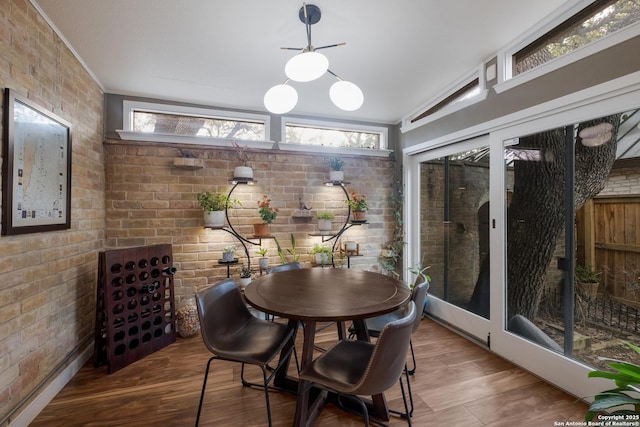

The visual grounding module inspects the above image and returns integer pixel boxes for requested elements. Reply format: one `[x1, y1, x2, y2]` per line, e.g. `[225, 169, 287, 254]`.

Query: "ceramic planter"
[329, 170, 344, 182]
[234, 166, 253, 179]
[204, 210, 225, 227]
[317, 219, 332, 235]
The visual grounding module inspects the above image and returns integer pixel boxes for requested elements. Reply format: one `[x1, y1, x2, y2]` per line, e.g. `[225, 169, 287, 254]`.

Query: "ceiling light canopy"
[264, 3, 363, 115]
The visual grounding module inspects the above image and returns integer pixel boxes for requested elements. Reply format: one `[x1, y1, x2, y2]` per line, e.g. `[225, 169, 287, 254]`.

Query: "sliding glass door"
[406, 74, 640, 398]
[409, 136, 492, 343]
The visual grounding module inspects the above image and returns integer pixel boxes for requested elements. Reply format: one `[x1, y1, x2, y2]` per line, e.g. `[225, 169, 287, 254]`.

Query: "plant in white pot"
[197, 191, 241, 227]
[232, 140, 253, 180]
[238, 265, 252, 289]
[328, 157, 344, 182]
[222, 245, 236, 262]
[256, 247, 270, 270]
[310, 244, 333, 266]
[317, 211, 334, 235]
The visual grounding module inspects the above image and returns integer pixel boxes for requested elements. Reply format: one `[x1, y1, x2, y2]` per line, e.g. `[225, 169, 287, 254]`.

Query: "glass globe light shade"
[264, 84, 298, 115]
[285, 51, 329, 82]
[329, 80, 364, 111]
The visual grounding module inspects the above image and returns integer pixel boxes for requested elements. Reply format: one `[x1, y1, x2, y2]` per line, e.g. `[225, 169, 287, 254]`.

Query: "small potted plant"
[256, 247, 269, 270]
[346, 192, 368, 221]
[575, 264, 601, 301]
[197, 191, 241, 227]
[317, 211, 334, 235]
[310, 244, 333, 266]
[238, 265, 252, 289]
[222, 245, 236, 262]
[328, 157, 344, 182]
[255, 195, 279, 237]
[231, 140, 253, 180]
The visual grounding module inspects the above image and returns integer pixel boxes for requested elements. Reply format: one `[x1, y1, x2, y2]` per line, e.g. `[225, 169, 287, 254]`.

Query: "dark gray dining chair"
[348, 279, 429, 418]
[297, 301, 416, 426]
[362, 279, 429, 375]
[267, 261, 302, 274]
[194, 279, 296, 427]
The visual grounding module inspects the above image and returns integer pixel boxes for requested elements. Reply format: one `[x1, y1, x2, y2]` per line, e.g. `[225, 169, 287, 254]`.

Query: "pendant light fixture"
[264, 3, 364, 115]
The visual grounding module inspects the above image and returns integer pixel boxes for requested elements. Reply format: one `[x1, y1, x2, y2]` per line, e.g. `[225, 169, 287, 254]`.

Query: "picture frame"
[2, 88, 72, 235]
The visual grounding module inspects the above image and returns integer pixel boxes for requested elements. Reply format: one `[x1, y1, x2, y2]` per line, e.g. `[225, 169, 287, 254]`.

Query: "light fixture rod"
[315, 42, 346, 50]
[326, 69, 342, 81]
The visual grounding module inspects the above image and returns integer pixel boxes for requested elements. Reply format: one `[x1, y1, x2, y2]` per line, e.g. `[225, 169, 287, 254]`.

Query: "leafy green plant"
[310, 244, 332, 255]
[239, 265, 252, 278]
[256, 247, 268, 257]
[197, 191, 241, 214]
[310, 244, 333, 265]
[408, 263, 431, 289]
[257, 195, 279, 224]
[586, 341, 640, 421]
[576, 264, 601, 283]
[328, 157, 344, 171]
[317, 211, 335, 220]
[346, 192, 368, 212]
[274, 234, 299, 264]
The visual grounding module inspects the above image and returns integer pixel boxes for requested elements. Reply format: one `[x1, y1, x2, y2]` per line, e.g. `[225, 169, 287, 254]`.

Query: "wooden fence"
[578, 196, 640, 307]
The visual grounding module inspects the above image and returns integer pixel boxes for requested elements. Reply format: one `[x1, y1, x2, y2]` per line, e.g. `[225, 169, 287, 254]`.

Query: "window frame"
[400, 64, 490, 133]
[117, 100, 273, 148]
[279, 117, 391, 157]
[495, 0, 640, 94]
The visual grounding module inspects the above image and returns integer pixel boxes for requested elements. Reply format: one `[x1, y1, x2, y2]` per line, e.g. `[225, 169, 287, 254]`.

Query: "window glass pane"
[285, 124, 381, 149]
[132, 111, 265, 140]
[514, 0, 640, 75]
[411, 79, 480, 123]
[420, 144, 491, 319]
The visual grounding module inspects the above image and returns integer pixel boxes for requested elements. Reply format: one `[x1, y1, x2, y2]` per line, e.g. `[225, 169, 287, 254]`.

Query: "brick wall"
[0, 1, 105, 423]
[104, 140, 396, 302]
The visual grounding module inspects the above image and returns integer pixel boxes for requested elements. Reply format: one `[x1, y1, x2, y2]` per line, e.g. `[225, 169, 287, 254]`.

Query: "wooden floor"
[31, 317, 588, 426]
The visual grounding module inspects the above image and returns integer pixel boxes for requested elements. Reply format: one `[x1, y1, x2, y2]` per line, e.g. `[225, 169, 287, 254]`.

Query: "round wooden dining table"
[244, 268, 411, 427]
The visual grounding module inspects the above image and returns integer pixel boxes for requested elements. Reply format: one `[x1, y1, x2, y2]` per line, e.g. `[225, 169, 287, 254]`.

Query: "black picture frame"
[2, 88, 72, 235]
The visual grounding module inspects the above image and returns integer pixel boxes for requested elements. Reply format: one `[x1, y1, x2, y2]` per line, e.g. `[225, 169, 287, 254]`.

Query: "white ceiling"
[31, 0, 570, 124]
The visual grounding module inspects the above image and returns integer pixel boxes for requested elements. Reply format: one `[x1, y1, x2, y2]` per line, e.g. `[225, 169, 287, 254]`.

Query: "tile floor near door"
[30, 317, 589, 426]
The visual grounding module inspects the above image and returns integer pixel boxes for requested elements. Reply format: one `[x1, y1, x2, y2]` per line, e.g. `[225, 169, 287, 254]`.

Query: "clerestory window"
[513, 0, 640, 76]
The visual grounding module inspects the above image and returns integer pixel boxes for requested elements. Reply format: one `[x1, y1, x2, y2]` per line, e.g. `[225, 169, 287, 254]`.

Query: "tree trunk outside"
[505, 115, 619, 320]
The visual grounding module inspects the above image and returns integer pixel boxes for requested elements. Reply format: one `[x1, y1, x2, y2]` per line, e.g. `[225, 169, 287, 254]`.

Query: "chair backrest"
[411, 280, 429, 332]
[195, 279, 252, 354]
[267, 262, 302, 274]
[352, 301, 416, 396]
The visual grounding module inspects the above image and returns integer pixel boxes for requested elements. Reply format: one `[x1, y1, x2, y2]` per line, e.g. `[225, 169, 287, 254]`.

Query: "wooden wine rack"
[93, 244, 176, 373]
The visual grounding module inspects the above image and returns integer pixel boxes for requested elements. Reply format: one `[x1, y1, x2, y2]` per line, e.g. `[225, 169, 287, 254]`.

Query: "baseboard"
[8, 343, 93, 427]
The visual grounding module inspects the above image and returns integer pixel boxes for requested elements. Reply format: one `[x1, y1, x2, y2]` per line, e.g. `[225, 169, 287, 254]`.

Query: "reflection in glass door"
[504, 110, 640, 371]
[419, 140, 491, 340]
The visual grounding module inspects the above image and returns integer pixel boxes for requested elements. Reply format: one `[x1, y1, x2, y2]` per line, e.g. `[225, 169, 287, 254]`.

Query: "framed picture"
[2, 88, 72, 235]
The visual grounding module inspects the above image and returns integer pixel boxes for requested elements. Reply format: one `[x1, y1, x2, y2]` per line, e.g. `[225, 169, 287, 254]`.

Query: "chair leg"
[398, 374, 412, 426]
[389, 365, 414, 420]
[195, 356, 216, 427]
[260, 366, 274, 427]
[407, 339, 417, 375]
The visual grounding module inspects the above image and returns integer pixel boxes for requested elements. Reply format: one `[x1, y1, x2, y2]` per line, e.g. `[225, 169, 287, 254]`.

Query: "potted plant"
[238, 265, 252, 289]
[576, 264, 601, 301]
[346, 192, 368, 221]
[231, 140, 253, 180]
[310, 244, 333, 266]
[344, 240, 358, 252]
[222, 245, 236, 262]
[197, 191, 241, 227]
[585, 341, 640, 421]
[255, 195, 278, 236]
[317, 211, 334, 235]
[328, 157, 344, 182]
[256, 247, 269, 270]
